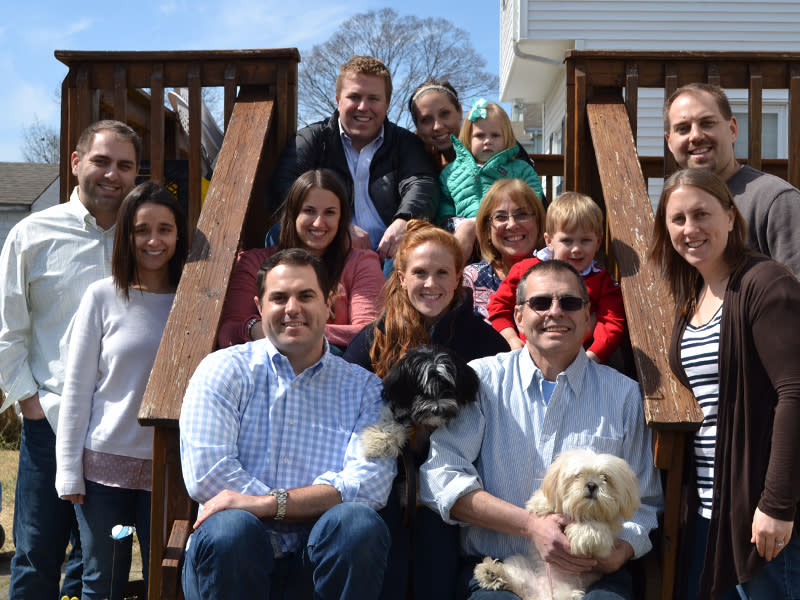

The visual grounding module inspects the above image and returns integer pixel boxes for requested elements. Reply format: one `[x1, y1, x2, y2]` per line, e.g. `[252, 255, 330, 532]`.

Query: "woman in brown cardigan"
[649, 167, 800, 599]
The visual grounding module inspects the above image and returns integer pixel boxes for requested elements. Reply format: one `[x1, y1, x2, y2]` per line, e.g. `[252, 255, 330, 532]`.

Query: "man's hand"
[376, 218, 408, 261]
[349, 224, 372, 250]
[592, 540, 634, 574]
[524, 512, 597, 574]
[62, 494, 85, 505]
[19, 393, 45, 420]
[194, 489, 273, 529]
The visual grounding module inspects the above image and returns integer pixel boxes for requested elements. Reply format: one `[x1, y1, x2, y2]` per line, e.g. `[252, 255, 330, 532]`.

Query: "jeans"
[379, 486, 459, 600]
[182, 503, 390, 600]
[459, 556, 633, 600]
[735, 536, 800, 599]
[74, 480, 151, 600]
[10, 417, 83, 599]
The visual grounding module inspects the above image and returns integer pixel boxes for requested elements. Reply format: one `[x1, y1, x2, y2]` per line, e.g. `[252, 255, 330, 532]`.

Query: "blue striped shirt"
[179, 337, 396, 553]
[420, 348, 663, 560]
[341, 122, 386, 249]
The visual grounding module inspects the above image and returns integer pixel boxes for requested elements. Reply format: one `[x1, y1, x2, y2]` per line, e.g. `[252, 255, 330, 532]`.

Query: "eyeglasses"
[490, 211, 534, 226]
[519, 295, 588, 312]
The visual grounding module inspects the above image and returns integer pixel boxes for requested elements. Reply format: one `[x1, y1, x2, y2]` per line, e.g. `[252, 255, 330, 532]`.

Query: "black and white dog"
[361, 345, 480, 460]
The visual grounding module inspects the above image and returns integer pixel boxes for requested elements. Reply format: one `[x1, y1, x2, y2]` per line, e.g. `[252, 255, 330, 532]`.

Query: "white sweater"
[56, 278, 173, 497]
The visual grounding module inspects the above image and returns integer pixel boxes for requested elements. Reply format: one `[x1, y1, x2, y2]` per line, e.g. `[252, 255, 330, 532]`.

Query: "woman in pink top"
[218, 169, 384, 353]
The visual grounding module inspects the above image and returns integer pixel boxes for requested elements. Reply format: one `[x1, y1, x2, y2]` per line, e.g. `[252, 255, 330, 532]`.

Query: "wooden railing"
[56, 48, 299, 244]
[565, 50, 800, 600]
[56, 49, 299, 600]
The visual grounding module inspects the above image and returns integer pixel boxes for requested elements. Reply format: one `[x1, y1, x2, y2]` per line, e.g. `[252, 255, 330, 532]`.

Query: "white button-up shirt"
[0, 188, 115, 430]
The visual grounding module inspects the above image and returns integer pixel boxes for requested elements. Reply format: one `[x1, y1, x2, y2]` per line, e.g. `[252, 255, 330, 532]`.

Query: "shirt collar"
[534, 247, 599, 277]
[68, 186, 114, 232]
[519, 345, 589, 399]
[338, 120, 384, 151]
[262, 336, 330, 378]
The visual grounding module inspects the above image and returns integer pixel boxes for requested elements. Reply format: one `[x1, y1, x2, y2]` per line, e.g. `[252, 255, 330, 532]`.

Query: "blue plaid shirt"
[180, 337, 395, 553]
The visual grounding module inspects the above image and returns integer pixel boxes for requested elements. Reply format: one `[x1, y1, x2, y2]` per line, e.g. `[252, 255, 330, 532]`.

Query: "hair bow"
[468, 98, 488, 122]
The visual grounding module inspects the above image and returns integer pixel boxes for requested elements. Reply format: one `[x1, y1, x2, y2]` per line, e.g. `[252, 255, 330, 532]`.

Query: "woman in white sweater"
[56, 181, 187, 599]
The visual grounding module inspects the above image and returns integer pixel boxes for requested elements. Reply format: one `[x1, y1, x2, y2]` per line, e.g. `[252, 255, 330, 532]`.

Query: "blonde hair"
[545, 192, 604, 238]
[370, 220, 464, 378]
[458, 102, 516, 154]
[476, 179, 545, 266]
[336, 55, 392, 103]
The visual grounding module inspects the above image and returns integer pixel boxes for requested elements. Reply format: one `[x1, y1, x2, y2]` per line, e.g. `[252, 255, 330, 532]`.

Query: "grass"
[0, 449, 16, 555]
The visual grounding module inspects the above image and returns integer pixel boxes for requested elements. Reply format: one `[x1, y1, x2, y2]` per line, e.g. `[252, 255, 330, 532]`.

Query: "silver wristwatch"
[269, 488, 288, 521]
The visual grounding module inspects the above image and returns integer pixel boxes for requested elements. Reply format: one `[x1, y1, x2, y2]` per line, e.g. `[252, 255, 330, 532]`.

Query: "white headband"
[411, 84, 459, 104]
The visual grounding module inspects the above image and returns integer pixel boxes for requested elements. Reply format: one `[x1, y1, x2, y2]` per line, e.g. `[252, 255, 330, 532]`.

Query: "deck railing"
[54, 47, 800, 600]
[564, 50, 800, 600]
[56, 48, 300, 600]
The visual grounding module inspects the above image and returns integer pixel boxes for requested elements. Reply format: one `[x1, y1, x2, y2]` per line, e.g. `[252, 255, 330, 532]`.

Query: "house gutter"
[513, 41, 563, 66]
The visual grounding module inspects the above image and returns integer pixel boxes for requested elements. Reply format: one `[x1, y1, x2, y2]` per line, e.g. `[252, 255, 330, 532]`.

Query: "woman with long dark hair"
[56, 181, 187, 599]
[218, 169, 385, 354]
[649, 168, 800, 599]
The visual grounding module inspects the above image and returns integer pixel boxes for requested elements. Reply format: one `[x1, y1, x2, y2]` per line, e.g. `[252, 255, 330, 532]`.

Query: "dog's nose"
[586, 482, 598, 496]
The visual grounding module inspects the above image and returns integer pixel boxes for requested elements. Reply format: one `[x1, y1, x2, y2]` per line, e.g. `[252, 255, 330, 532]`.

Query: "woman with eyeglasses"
[463, 178, 546, 320]
[343, 219, 508, 600]
[649, 168, 800, 599]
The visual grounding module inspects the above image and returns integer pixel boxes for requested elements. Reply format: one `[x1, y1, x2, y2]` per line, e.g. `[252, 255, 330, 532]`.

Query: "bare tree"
[21, 116, 59, 164]
[298, 8, 499, 127]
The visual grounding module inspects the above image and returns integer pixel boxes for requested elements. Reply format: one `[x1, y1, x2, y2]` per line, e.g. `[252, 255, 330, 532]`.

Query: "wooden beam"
[790, 64, 800, 188]
[587, 98, 702, 600]
[586, 100, 701, 430]
[139, 92, 275, 427]
[748, 64, 763, 170]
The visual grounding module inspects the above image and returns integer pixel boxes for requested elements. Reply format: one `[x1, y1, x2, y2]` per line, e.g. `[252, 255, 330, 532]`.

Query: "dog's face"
[381, 345, 479, 429]
[538, 448, 640, 524]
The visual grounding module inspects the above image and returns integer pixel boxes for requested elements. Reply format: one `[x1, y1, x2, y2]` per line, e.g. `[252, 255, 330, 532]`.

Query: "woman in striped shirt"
[649, 168, 800, 600]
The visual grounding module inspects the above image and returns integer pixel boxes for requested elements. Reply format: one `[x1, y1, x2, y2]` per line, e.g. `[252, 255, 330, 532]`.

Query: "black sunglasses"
[520, 295, 588, 312]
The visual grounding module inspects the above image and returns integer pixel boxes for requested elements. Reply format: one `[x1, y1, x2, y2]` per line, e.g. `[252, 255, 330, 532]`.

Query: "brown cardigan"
[669, 254, 800, 598]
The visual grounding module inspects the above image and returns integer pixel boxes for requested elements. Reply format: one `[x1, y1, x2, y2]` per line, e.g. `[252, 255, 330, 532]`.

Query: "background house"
[500, 0, 800, 203]
[0, 163, 59, 251]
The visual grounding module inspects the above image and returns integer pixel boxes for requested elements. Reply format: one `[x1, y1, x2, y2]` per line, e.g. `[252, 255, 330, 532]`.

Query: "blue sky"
[0, 0, 501, 162]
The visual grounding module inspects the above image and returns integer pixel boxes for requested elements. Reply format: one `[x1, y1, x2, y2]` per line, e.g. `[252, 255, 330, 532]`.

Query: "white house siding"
[523, 1, 800, 51]
[501, 0, 800, 205]
[0, 178, 59, 253]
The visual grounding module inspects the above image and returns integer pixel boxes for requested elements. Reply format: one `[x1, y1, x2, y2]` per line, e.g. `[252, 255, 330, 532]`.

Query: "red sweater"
[486, 257, 626, 362]
[217, 246, 385, 349]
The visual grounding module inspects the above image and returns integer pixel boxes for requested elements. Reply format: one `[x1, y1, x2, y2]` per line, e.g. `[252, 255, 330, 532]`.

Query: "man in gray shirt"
[664, 82, 800, 275]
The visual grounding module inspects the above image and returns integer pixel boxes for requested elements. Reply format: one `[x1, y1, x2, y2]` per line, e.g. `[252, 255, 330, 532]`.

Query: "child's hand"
[499, 327, 525, 350]
[585, 350, 601, 363]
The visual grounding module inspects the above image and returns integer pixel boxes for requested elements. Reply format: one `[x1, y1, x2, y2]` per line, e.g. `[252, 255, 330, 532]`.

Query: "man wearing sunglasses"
[420, 260, 662, 600]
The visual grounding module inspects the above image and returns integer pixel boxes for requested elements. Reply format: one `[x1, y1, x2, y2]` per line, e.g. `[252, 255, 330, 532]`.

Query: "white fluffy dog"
[474, 448, 640, 600]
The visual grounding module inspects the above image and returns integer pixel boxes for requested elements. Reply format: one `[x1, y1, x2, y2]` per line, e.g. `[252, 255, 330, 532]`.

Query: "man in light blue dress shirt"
[180, 249, 395, 600]
[420, 260, 663, 599]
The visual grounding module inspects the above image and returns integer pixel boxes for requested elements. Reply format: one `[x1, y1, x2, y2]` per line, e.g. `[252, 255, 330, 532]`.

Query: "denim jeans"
[379, 487, 460, 600]
[10, 417, 83, 599]
[735, 536, 800, 599]
[684, 513, 799, 600]
[459, 556, 633, 600]
[74, 480, 151, 600]
[182, 503, 390, 600]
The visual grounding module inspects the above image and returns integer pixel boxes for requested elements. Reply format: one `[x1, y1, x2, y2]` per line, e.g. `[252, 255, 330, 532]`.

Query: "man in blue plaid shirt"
[180, 248, 396, 600]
